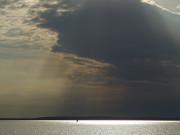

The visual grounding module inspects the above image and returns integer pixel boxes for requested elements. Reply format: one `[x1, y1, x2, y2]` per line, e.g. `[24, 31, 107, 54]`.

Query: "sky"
[0, 0, 180, 118]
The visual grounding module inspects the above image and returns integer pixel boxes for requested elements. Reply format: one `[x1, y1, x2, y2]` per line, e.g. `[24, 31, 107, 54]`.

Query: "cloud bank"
[1, 0, 180, 117]
[28, 0, 180, 117]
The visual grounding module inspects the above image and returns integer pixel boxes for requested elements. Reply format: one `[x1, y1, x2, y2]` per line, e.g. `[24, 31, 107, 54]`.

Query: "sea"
[0, 120, 179, 135]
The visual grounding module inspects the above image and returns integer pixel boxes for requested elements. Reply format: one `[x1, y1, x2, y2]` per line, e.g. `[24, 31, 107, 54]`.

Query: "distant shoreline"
[0, 117, 180, 121]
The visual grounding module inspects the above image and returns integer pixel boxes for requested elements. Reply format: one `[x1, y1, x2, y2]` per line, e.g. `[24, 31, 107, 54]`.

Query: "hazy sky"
[0, 0, 180, 118]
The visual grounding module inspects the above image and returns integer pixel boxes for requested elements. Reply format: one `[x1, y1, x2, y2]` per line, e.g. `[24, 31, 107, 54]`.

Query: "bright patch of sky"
[141, 0, 180, 15]
[0, 0, 58, 50]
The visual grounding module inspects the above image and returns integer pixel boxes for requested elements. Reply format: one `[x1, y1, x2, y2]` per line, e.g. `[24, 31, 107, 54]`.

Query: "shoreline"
[0, 117, 180, 121]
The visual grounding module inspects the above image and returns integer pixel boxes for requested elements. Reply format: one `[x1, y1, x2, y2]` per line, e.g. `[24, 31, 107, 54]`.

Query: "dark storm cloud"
[32, 0, 180, 116]
[34, 0, 180, 82]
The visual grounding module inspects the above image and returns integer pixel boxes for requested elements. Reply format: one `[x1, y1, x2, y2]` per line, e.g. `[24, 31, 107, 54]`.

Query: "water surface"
[0, 120, 179, 135]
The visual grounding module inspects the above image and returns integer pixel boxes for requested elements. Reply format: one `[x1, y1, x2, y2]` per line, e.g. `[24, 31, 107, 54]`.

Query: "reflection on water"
[75, 120, 148, 125]
[0, 120, 179, 135]
[54, 120, 178, 125]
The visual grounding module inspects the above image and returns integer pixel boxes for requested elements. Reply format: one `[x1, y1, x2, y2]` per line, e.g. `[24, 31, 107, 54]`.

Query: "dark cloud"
[32, 0, 180, 117]
[35, 0, 180, 81]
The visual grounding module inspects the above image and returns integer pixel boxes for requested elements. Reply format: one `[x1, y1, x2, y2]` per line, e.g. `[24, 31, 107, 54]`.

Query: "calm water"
[0, 120, 179, 135]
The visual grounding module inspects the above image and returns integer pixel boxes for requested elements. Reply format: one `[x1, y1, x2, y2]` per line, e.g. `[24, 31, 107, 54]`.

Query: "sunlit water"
[0, 120, 179, 135]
